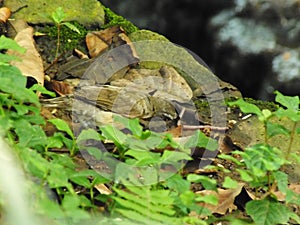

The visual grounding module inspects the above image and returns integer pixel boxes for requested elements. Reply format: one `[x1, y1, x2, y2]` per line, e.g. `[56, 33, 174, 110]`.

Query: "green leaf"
[0, 53, 21, 64]
[166, 174, 190, 193]
[112, 116, 144, 138]
[77, 128, 102, 143]
[48, 118, 74, 139]
[266, 121, 290, 137]
[275, 90, 299, 111]
[160, 150, 192, 163]
[273, 171, 288, 195]
[86, 146, 102, 160]
[0, 35, 26, 53]
[62, 22, 81, 34]
[14, 119, 47, 148]
[47, 164, 73, 189]
[242, 144, 286, 175]
[184, 130, 218, 150]
[69, 176, 91, 188]
[46, 135, 64, 149]
[52, 7, 65, 24]
[17, 146, 50, 178]
[218, 153, 243, 166]
[39, 198, 65, 219]
[0, 65, 26, 89]
[195, 194, 218, 205]
[187, 174, 217, 191]
[62, 194, 80, 209]
[228, 98, 263, 118]
[100, 125, 127, 149]
[30, 84, 56, 97]
[125, 149, 160, 165]
[223, 176, 238, 189]
[274, 107, 300, 122]
[236, 169, 253, 182]
[288, 211, 300, 224]
[246, 199, 290, 225]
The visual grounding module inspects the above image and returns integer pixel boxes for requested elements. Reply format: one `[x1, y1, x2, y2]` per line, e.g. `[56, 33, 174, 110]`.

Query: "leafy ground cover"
[0, 3, 300, 225]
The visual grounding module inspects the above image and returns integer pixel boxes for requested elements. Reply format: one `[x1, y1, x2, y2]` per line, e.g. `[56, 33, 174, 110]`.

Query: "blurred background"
[100, 0, 300, 100]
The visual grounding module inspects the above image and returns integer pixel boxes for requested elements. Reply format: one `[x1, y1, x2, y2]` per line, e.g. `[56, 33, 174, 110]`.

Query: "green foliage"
[246, 198, 291, 225]
[220, 91, 300, 225]
[0, 36, 107, 224]
[112, 176, 178, 225]
[102, 7, 139, 34]
[5, 29, 300, 224]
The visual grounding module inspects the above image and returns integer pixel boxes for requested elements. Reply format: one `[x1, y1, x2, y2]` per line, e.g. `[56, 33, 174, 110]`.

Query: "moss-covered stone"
[102, 7, 138, 34]
[129, 30, 221, 93]
[5, 0, 104, 25]
[129, 30, 169, 42]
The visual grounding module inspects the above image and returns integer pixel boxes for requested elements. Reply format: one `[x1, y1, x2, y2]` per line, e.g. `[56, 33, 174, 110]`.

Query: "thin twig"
[182, 124, 228, 131]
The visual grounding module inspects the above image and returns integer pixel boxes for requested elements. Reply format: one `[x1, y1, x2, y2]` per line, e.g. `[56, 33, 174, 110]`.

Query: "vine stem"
[55, 23, 61, 59]
[286, 121, 297, 159]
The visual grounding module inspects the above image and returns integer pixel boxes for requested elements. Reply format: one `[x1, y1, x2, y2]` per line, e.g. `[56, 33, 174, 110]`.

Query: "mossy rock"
[129, 30, 221, 95]
[5, 0, 104, 26]
[129, 30, 169, 42]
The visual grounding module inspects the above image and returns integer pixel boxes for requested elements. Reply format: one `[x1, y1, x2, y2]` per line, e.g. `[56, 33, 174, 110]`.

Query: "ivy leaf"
[246, 198, 290, 225]
[275, 90, 299, 111]
[274, 107, 300, 122]
[228, 98, 263, 118]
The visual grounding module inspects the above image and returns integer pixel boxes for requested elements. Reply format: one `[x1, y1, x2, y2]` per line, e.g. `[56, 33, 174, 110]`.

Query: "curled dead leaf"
[7, 26, 44, 86]
[0, 7, 11, 23]
[195, 183, 244, 215]
[86, 26, 124, 58]
[44, 80, 72, 96]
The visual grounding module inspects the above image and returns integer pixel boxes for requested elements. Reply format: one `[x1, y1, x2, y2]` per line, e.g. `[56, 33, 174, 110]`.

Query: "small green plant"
[217, 91, 300, 225]
[48, 7, 81, 59]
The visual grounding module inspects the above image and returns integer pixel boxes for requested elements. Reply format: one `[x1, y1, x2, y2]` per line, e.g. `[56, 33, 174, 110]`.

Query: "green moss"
[244, 97, 279, 111]
[102, 7, 139, 34]
[45, 21, 87, 52]
[226, 97, 279, 112]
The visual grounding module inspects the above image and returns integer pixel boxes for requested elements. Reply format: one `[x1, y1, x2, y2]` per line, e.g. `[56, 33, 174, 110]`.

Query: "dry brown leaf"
[94, 183, 112, 195]
[195, 183, 244, 215]
[0, 7, 11, 23]
[86, 26, 124, 58]
[44, 80, 72, 96]
[165, 125, 183, 137]
[8, 26, 44, 86]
